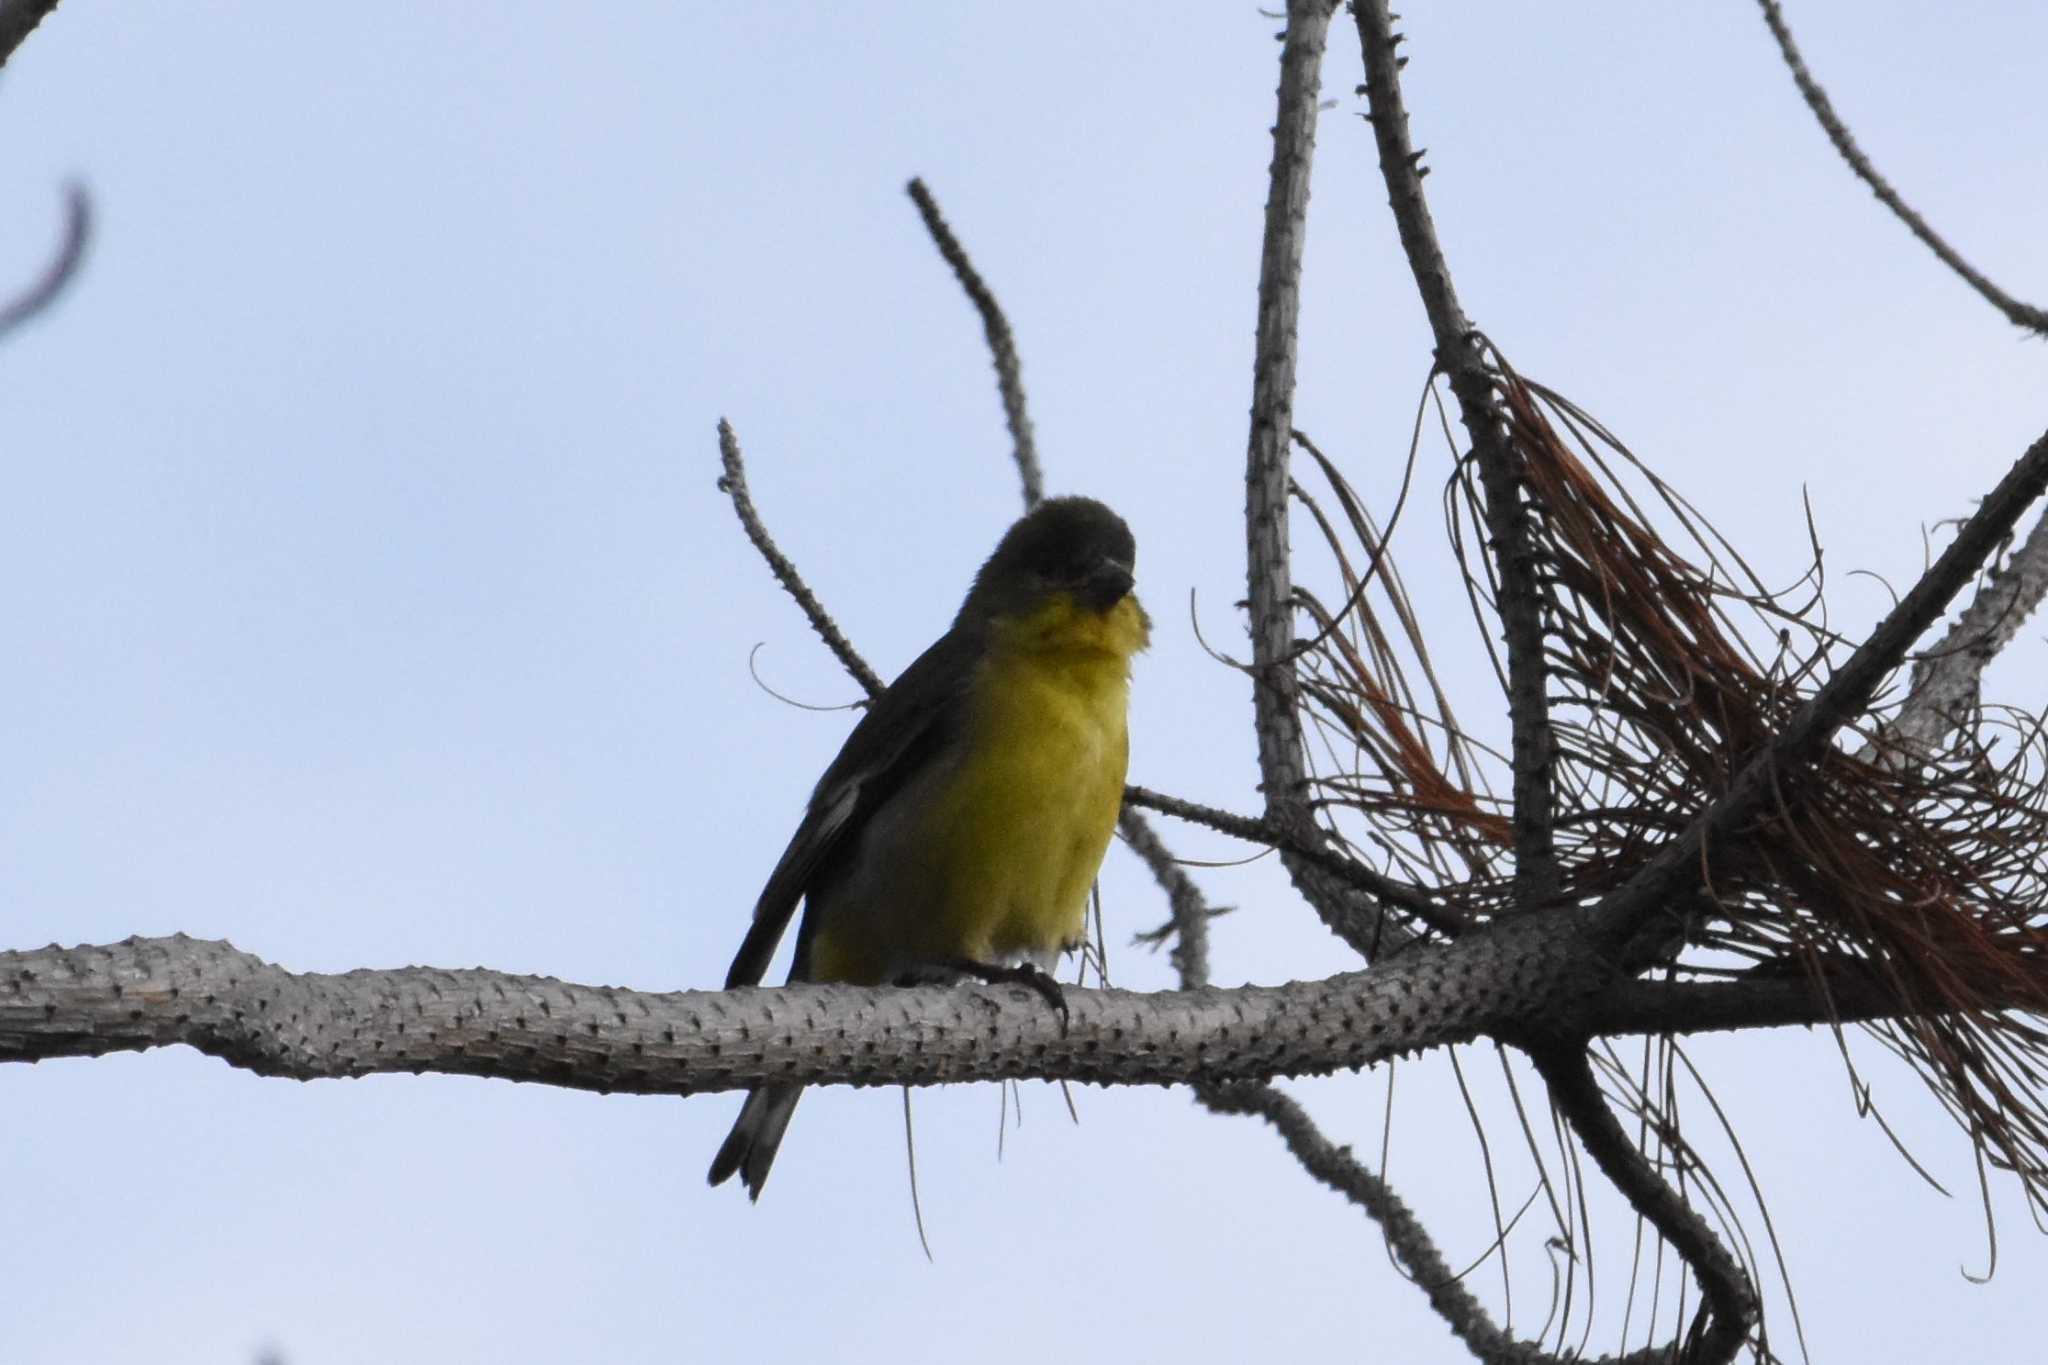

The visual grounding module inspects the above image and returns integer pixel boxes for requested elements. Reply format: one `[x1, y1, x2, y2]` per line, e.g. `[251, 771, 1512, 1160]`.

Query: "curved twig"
[1124, 787, 1614, 1365]
[1533, 1049, 1758, 1365]
[1754, 0, 2048, 337]
[0, 182, 91, 340]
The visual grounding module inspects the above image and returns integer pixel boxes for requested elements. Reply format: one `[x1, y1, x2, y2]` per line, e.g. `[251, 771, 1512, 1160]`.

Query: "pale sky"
[4, 4, 2046, 1363]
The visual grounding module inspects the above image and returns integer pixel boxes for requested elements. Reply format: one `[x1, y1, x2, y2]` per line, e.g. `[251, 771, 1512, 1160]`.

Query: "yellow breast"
[806, 593, 1146, 983]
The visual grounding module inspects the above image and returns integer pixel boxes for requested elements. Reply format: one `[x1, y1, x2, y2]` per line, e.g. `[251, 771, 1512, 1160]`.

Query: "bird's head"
[959, 496, 1150, 656]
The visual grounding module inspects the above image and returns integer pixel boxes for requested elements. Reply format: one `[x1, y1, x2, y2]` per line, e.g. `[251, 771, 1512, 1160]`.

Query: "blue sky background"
[4, 4, 2045, 1362]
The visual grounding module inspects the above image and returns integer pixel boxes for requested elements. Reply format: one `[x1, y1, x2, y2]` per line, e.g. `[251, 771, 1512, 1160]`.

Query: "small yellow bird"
[709, 496, 1148, 1199]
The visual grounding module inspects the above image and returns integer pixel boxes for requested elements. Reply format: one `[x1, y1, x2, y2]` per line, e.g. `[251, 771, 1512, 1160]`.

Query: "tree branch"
[1353, 0, 1559, 902]
[4, 927, 1606, 1090]
[1125, 782, 1606, 1365]
[905, 178, 1043, 509]
[1585, 965, 2048, 1039]
[20, 929, 2034, 1090]
[1592, 425, 2048, 957]
[1754, 0, 2048, 337]
[1884, 506, 2048, 756]
[716, 418, 886, 699]
[1240, 0, 1397, 960]
[1532, 1050, 1758, 1365]
[1124, 783, 1462, 938]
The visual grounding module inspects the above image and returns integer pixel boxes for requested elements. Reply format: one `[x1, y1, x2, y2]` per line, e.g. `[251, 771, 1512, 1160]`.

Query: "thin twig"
[715, 419, 886, 699]
[1755, 0, 2048, 337]
[1124, 783, 1464, 938]
[1122, 789, 1598, 1365]
[0, 182, 91, 341]
[905, 178, 1043, 509]
[1353, 1, 1561, 904]
[1203, 1080, 1680, 1365]
[1118, 807, 1215, 990]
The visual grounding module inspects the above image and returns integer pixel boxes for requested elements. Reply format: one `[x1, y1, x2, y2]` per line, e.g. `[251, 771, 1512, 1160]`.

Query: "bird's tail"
[707, 1083, 804, 1200]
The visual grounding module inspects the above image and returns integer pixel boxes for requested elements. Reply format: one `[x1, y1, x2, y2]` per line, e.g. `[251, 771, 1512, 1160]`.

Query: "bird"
[708, 495, 1148, 1199]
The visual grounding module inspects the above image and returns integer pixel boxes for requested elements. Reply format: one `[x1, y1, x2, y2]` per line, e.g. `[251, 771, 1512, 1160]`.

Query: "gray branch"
[13, 930, 2021, 1091]
[1755, 0, 2048, 337]
[1241, 0, 1394, 958]
[1353, 0, 1560, 902]
[905, 178, 1043, 510]
[5, 927, 1607, 1090]
[1533, 1050, 1757, 1365]
[717, 419, 886, 699]
[1885, 507, 2048, 757]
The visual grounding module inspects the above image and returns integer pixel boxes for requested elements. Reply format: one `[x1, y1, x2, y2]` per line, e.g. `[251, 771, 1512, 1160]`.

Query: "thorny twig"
[1125, 783, 1464, 939]
[1534, 1050, 1758, 1365]
[1354, 0, 1560, 903]
[716, 419, 886, 700]
[906, 178, 1043, 509]
[1754, 0, 2048, 337]
[1242, 0, 1394, 961]
[1123, 761, 1601, 1365]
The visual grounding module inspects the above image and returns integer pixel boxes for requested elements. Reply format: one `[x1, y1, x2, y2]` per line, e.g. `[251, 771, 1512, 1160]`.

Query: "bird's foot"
[895, 958, 1070, 1031]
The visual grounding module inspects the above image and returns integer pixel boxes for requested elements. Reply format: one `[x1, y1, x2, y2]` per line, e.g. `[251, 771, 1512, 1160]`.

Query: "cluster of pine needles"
[1289, 351, 2048, 1247]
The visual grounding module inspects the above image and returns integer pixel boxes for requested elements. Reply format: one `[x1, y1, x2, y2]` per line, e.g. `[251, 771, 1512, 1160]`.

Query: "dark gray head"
[957, 496, 1137, 625]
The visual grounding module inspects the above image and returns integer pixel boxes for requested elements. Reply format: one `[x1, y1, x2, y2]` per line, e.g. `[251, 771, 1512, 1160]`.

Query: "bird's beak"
[1080, 557, 1135, 609]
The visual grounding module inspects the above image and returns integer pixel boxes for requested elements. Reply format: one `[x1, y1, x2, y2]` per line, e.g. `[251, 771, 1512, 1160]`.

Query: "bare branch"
[1119, 806, 1216, 990]
[0, 182, 91, 341]
[1202, 1080, 1693, 1365]
[1353, 1, 1561, 902]
[1125, 797, 1605, 1364]
[1240, 0, 1399, 961]
[6, 926, 1610, 1090]
[905, 177, 1043, 509]
[1534, 1050, 1758, 1365]
[1593, 424, 2048, 957]
[0, 0, 63, 71]
[1884, 507, 2048, 756]
[1582, 967, 2048, 1039]
[715, 419, 886, 699]
[1755, 0, 2048, 337]
[1125, 782, 1465, 938]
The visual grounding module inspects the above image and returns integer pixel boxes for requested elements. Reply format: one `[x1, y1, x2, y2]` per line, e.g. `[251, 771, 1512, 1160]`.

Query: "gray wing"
[722, 627, 977, 989]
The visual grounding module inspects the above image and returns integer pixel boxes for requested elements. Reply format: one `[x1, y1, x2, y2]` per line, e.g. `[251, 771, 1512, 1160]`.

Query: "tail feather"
[707, 1084, 804, 1199]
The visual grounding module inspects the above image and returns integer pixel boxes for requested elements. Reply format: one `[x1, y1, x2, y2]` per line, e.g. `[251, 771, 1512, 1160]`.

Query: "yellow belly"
[808, 595, 1143, 984]
[916, 652, 1129, 963]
